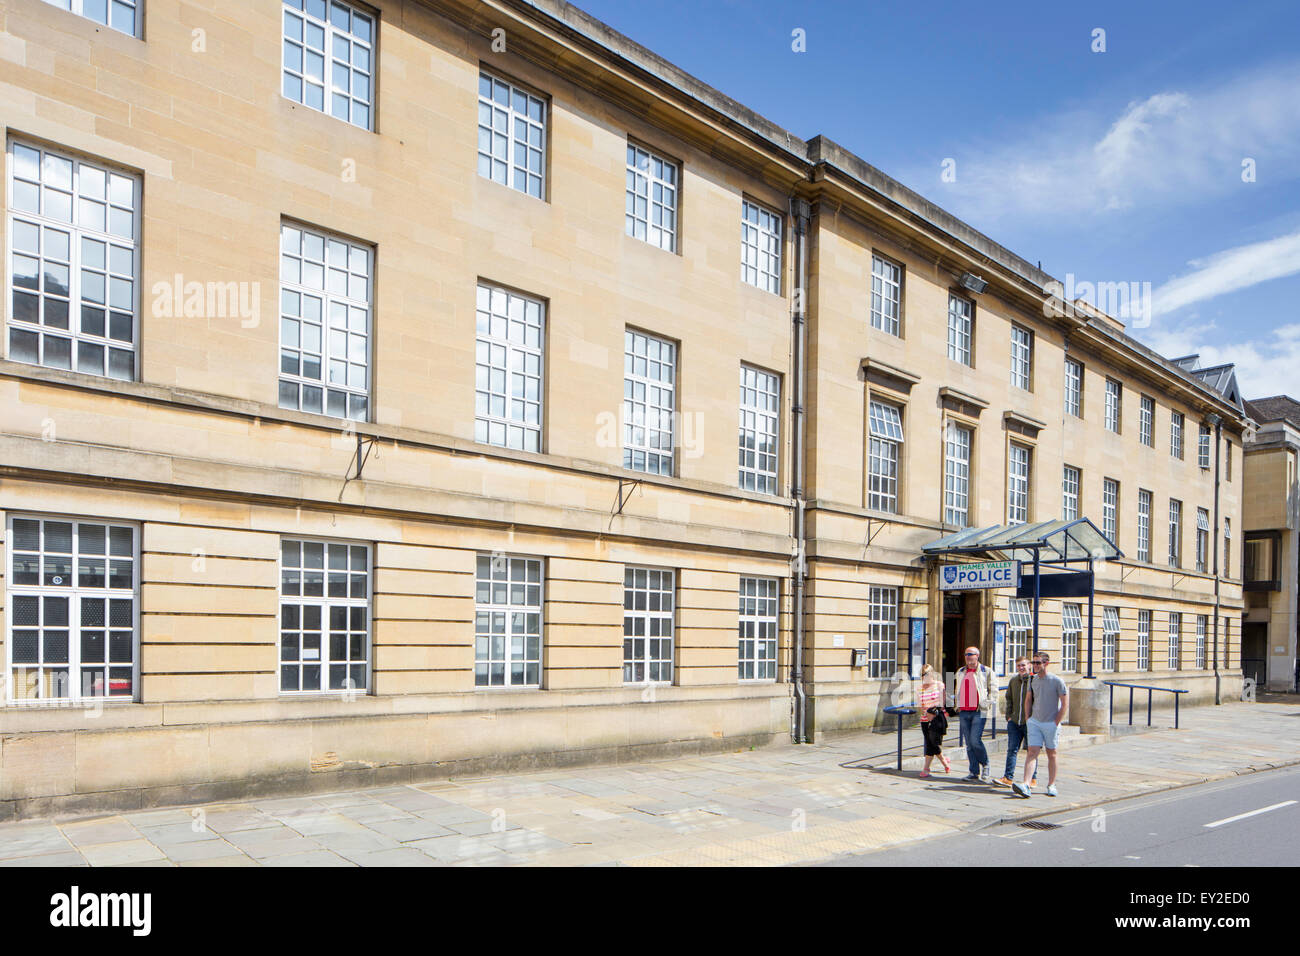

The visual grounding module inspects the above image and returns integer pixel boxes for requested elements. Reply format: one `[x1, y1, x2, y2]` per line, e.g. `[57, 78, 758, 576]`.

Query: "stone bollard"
[1069, 678, 1110, 735]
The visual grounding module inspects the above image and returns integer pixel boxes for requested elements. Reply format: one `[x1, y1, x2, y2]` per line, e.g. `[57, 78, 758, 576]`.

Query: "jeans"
[1004, 720, 1027, 779]
[959, 710, 987, 775]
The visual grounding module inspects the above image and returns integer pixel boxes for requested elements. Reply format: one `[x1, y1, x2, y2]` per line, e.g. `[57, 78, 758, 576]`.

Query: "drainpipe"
[1210, 414, 1222, 704]
[790, 197, 812, 744]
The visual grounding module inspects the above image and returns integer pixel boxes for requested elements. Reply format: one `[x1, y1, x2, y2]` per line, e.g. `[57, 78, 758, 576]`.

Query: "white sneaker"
[1046, 784, 1058, 797]
[980, 767, 992, 784]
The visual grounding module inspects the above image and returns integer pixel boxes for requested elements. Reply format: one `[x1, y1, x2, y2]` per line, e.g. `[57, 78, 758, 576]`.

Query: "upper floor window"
[1244, 532, 1280, 590]
[870, 255, 901, 336]
[1064, 358, 1082, 417]
[1007, 443, 1031, 524]
[1103, 478, 1119, 543]
[626, 145, 677, 252]
[7, 140, 139, 381]
[739, 365, 779, 494]
[868, 399, 904, 513]
[1196, 508, 1210, 573]
[282, 0, 374, 130]
[740, 201, 782, 294]
[1062, 465, 1080, 521]
[1198, 423, 1211, 469]
[42, 0, 139, 37]
[944, 421, 972, 527]
[475, 284, 544, 452]
[1170, 411, 1184, 459]
[1139, 395, 1154, 447]
[1226, 440, 1232, 480]
[1137, 489, 1152, 562]
[947, 293, 972, 366]
[623, 330, 675, 475]
[478, 71, 546, 199]
[1168, 498, 1182, 567]
[279, 222, 371, 421]
[1104, 378, 1121, 432]
[1224, 517, 1231, 575]
[1010, 325, 1032, 390]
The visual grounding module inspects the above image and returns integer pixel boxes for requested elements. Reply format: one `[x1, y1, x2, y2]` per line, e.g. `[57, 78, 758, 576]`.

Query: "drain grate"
[1018, 820, 1062, 830]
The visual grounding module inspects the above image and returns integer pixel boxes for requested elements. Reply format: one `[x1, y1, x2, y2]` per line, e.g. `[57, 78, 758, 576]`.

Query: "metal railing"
[1103, 681, 1189, 729]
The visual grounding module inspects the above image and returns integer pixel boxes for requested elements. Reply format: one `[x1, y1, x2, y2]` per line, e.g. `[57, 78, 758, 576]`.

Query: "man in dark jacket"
[997, 656, 1036, 787]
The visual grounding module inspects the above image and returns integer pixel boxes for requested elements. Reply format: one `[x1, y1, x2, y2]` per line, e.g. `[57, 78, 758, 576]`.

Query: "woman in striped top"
[918, 664, 951, 777]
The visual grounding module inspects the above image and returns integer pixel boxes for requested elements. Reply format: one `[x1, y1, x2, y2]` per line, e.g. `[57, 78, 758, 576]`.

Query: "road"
[823, 764, 1299, 866]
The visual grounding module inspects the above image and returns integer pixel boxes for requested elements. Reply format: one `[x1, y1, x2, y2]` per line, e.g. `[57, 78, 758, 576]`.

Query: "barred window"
[1061, 603, 1081, 673]
[1137, 609, 1151, 671]
[279, 539, 369, 694]
[738, 577, 778, 681]
[474, 554, 542, 687]
[1008, 598, 1032, 663]
[1007, 443, 1030, 524]
[1168, 611, 1181, 670]
[477, 71, 546, 198]
[1137, 489, 1152, 562]
[623, 330, 676, 475]
[475, 284, 544, 452]
[623, 567, 673, 683]
[1102, 606, 1120, 672]
[947, 293, 972, 366]
[7, 140, 138, 381]
[868, 399, 904, 513]
[1195, 614, 1207, 669]
[1103, 478, 1118, 543]
[625, 145, 677, 252]
[1171, 411, 1184, 459]
[282, 0, 374, 130]
[1064, 358, 1082, 417]
[1062, 465, 1080, 522]
[944, 421, 972, 527]
[1104, 378, 1122, 433]
[1010, 325, 1032, 390]
[1139, 395, 1154, 447]
[279, 222, 371, 420]
[866, 586, 898, 678]
[739, 365, 779, 494]
[1196, 508, 1210, 573]
[1169, 499, 1182, 568]
[44, 0, 138, 36]
[870, 255, 901, 336]
[741, 201, 782, 294]
[6, 516, 137, 702]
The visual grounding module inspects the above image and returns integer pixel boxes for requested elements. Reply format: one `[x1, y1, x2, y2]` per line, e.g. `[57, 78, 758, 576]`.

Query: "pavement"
[0, 699, 1296, 866]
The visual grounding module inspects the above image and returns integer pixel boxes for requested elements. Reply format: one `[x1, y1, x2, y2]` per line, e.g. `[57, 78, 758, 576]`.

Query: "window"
[7, 140, 138, 380]
[279, 222, 371, 420]
[739, 365, 779, 494]
[1170, 411, 1184, 459]
[1137, 609, 1151, 671]
[1168, 499, 1182, 568]
[475, 284, 544, 452]
[868, 399, 903, 513]
[477, 72, 546, 198]
[1104, 378, 1121, 433]
[6, 516, 136, 702]
[474, 554, 542, 687]
[738, 577, 778, 681]
[740, 201, 782, 294]
[41, 0, 138, 36]
[1224, 517, 1231, 576]
[1062, 465, 1080, 522]
[623, 567, 673, 683]
[625, 145, 677, 252]
[623, 330, 675, 475]
[1195, 615, 1207, 669]
[282, 0, 374, 130]
[1010, 326, 1032, 390]
[1168, 612, 1181, 669]
[1061, 603, 1081, 673]
[1007, 599, 1031, 664]
[279, 539, 369, 693]
[1198, 424, 1211, 469]
[947, 293, 972, 366]
[866, 587, 898, 678]
[1226, 440, 1232, 480]
[1103, 478, 1119, 543]
[1244, 532, 1281, 590]
[1139, 395, 1154, 447]
[1007, 443, 1031, 524]
[870, 255, 901, 336]
[1137, 489, 1152, 562]
[944, 421, 972, 527]
[1102, 606, 1120, 672]
[1064, 358, 1082, 417]
[1196, 508, 1210, 573]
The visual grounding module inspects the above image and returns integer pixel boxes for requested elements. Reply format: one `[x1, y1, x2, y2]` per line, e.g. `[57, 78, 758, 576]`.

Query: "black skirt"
[921, 719, 946, 756]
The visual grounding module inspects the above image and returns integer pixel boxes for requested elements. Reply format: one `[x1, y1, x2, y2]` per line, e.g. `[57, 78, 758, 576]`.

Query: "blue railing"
[1103, 681, 1189, 729]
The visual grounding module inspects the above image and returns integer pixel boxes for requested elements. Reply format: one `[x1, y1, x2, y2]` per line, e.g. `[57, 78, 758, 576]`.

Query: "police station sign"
[939, 560, 1020, 591]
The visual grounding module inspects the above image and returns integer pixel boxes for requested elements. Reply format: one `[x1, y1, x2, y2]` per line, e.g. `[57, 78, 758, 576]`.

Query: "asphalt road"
[823, 764, 1300, 866]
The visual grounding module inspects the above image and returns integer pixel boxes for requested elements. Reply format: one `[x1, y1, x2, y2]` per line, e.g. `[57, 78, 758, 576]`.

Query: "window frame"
[474, 282, 545, 452]
[738, 576, 779, 682]
[1198, 423, 1212, 469]
[1007, 598, 1031, 664]
[1168, 611, 1181, 670]
[622, 328, 676, 476]
[1102, 478, 1119, 544]
[625, 142, 679, 253]
[740, 199, 783, 295]
[869, 253, 903, 337]
[944, 419, 973, 527]
[739, 364, 780, 495]
[1062, 465, 1080, 522]
[1104, 377, 1122, 433]
[1061, 602, 1082, 673]
[1170, 411, 1184, 459]
[946, 292, 973, 367]
[1064, 357, 1083, 418]
[1139, 395, 1154, 447]
[868, 397, 904, 514]
[1102, 606, 1120, 672]
[277, 537, 371, 696]
[1006, 442, 1031, 525]
[866, 586, 899, 679]
[1195, 507, 1210, 574]
[1168, 498, 1182, 568]
[622, 566, 675, 684]
[1137, 609, 1151, 671]
[1010, 324, 1033, 391]
[477, 68, 548, 200]
[1137, 489, 1152, 563]
[40, 0, 140, 38]
[281, 0, 376, 131]
[473, 553, 544, 688]
[1195, 614, 1207, 669]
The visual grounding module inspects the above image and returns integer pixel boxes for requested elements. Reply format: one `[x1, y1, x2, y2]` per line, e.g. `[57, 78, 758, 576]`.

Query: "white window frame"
[477, 70, 547, 199]
[739, 365, 779, 494]
[1139, 395, 1154, 447]
[474, 553, 543, 688]
[1062, 465, 1080, 522]
[947, 293, 972, 366]
[281, 0, 375, 131]
[1102, 606, 1120, 672]
[1169, 499, 1182, 568]
[6, 139, 140, 381]
[1224, 517, 1231, 575]
[870, 254, 901, 336]
[1168, 611, 1181, 669]
[1007, 599, 1031, 664]
[1007, 443, 1030, 525]
[1198, 424, 1211, 469]
[5, 514, 140, 704]
[740, 200, 782, 294]
[868, 399, 904, 513]
[866, 586, 898, 679]
[278, 221, 372, 421]
[1061, 602, 1082, 673]
[278, 538, 371, 695]
[1064, 358, 1082, 417]
[625, 144, 678, 252]
[1137, 609, 1151, 671]
[623, 567, 674, 684]
[738, 576, 778, 681]
[1104, 378, 1121, 433]
[944, 420, 972, 527]
[1196, 508, 1210, 573]
[1010, 325, 1032, 390]
[475, 283, 544, 452]
[1137, 489, 1152, 563]
[623, 329, 676, 475]
[1195, 614, 1207, 669]
[1171, 411, 1184, 459]
[1102, 478, 1118, 543]
[41, 0, 139, 37]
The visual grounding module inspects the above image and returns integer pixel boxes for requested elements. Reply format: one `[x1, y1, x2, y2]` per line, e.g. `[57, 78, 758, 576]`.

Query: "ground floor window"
[1061, 603, 1081, 673]
[279, 539, 369, 693]
[1137, 610, 1151, 671]
[6, 515, 137, 702]
[1008, 598, 1032, 663]
[1102, 607, 1120, 672]
[738, 577, 777, 680]
[1195, 614, 1207, 669]
[623, 567, 674, 683]
[866, 586, 898, 678]
[1168, 612, 1181, 670]
[474, 554, 543, 687]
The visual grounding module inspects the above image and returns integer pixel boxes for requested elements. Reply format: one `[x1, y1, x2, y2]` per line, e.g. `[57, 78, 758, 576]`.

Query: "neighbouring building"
[0, 0, 1250, 816]
[1242, 395, 1300, 692]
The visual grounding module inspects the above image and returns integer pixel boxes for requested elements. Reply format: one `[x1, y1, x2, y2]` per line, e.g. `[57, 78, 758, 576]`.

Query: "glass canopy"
[921, 517, 1122, 564]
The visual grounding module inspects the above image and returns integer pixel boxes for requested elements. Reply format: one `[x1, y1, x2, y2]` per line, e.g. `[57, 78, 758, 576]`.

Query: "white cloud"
[1151, 229, 1300, 316]
[1140, 319, 1300, 400]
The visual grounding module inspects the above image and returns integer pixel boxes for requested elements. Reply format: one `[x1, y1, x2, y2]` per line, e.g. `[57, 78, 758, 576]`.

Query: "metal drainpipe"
[1211, 414, 1222, 705]
[790, 197, 811, 744]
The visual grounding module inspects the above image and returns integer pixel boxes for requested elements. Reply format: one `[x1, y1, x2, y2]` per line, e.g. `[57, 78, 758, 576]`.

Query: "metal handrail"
[1103, 680, 1189, 729]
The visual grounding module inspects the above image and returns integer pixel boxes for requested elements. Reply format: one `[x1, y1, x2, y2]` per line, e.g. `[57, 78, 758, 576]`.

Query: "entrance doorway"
[1242, 622, 1267, 688]
[942, 592, 964, 678]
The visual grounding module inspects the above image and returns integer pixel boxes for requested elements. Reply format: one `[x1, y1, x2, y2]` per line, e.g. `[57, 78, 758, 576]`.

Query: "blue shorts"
[1027, 717, 1060, 750]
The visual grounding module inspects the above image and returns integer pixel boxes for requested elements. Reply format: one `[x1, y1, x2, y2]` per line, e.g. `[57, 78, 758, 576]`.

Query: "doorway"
[1242, 622, 1267, 688]
[942, 592, 964, 678]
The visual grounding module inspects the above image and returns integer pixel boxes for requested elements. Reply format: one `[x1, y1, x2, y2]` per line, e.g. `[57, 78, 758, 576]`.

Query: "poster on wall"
[909, 617, 926, 678]
[993, 621, 1007, 677]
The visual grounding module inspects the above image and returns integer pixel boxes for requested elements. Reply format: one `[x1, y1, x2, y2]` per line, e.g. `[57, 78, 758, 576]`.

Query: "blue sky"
[574, 0, 1300, 399]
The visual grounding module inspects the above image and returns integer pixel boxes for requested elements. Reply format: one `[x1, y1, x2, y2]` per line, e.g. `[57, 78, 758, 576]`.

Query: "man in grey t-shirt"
[1012, 652, 1068, 799]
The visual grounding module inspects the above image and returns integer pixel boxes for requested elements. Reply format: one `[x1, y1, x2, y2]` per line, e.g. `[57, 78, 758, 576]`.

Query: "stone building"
[0, 0, 1248, 814]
